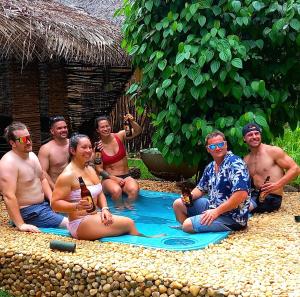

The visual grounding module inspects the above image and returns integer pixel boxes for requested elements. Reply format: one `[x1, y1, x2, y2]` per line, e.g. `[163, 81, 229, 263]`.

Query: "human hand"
[76, 198, 93, 211]
[200, 209, 220, 226]
[101, 209, 113, 226]
[124, 114, 134, 122]
[95, 140, 104, 151]
[260, 181, 280, 195]
[18, 223, 41, 233]
[111, 176, 125, 187]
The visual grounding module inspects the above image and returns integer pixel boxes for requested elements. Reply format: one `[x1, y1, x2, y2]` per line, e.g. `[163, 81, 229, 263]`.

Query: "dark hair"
[4, 122, 28, 142]
[205, 131, 226, 146]
[94, 116, 110, 130]
[49, 115, 66, 128]
[69, 133, 90, 159]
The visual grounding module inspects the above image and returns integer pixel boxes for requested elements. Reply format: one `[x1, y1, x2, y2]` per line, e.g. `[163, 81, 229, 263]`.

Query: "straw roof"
[0, 0, 130, 66]
[56, 0, 124, 26]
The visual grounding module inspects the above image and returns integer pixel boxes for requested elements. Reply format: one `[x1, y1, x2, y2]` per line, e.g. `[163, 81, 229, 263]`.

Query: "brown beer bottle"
[258, 176, 270, 202]
[124, 117, 133, 137]
[78, 177, 96, 213]
[94, 142, 102, 165]
[182, 186, 193, 207]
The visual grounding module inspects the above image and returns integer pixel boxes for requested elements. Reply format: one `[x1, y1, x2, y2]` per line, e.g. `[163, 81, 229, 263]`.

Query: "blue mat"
[40, 190, 230, 251]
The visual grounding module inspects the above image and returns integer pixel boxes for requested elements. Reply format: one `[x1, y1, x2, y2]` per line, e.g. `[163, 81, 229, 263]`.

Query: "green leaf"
[190, 3, 199, 15]
[290, 19, 300, 31]
[251, 81, 260, 92]
[252, 1, 264, 11]
[127, 83, 139, 94]
[219, 70, 227, 81]
[145, 0, 153, 12]
[191, 87, 199, 99]
[198, 15, 206, 27]
[165, 133, 174, 145]
[156, 51, 164, 59]
[231, 58, 243, 69]
[212, 5, 221, 16]
[162, 66, 173, 79]
[210, 60, 220, 74]
[175, 53, 185, 65]
[158, 59, 167, 71]
[194, 74, 203, 86]
[254, 115, 268, 128]
[232, 1, 241, 12]
[219, 51, 230, 62]
[232, 85, 243, 100]
[128, 45, 139, 55]
[162, 79, 172, 89]
[177, 77, 186, 92]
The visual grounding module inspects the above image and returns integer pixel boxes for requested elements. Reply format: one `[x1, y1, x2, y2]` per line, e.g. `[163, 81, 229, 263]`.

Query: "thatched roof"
[0, 0, 130, 66]
[56, 0, 124, 26]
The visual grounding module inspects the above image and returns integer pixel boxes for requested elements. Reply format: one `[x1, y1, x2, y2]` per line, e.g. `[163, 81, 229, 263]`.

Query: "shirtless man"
[38, 116, 69, 189]
[94, 114, 142, 209]
[243, 123, 300, 213]
[0, 122, 68, 232]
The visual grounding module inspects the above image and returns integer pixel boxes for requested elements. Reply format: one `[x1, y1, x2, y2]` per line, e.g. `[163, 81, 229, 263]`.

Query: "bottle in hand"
[124, 117, 133, 137]
[181, 186, 193, 207]
[94, 142, 102, 165]
[78, 176, 96, 213]
[258, 176, 270, 202]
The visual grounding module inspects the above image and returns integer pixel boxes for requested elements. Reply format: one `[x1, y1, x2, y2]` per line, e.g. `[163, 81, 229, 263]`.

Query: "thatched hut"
[0, 0, 132, 155]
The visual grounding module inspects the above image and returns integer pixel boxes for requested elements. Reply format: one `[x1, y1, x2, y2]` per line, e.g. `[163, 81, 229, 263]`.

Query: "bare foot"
[115, 203, 125, 210]
[124, 201, 135, 210]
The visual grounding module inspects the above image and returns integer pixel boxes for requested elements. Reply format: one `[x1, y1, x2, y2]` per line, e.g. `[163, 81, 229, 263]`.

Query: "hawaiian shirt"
[196, 151, 250, 226]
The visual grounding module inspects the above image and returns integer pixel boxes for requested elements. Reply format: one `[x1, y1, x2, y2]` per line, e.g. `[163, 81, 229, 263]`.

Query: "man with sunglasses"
[173, 131, 250, 233]
[243, 122, 300, 213]
[38, 116, 69, 190]
[0, 122, 68, 233]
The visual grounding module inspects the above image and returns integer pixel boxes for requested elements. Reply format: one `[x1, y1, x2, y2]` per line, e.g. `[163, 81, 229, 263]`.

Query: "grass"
[128, 158, 154, 179]
[0, 290, 13, 297]
[273, 125, 300, 186]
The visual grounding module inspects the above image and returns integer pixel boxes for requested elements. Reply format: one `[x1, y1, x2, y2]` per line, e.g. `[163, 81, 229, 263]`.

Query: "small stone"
[190, 285, 200, 296]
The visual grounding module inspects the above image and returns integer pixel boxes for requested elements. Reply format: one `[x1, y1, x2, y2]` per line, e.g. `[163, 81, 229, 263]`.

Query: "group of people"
[0, 117, 299, 240]
[0, 115, 143, 239]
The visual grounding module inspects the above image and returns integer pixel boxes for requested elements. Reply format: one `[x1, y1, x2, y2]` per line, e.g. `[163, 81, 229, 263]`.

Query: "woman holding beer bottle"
[51, 134, 141, 240]
[94, 114, 142, 210]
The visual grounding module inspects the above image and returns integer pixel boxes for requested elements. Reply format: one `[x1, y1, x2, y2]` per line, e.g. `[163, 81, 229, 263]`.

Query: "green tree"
[117, 0, 300, 166]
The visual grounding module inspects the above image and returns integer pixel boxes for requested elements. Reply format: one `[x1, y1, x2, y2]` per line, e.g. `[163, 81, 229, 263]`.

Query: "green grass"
[0, 290, 13, 297]
[128, 158, 154, 179]
[273, 126, 300, 186]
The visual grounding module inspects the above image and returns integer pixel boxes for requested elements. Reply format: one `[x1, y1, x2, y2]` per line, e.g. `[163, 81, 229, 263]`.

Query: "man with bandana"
[243, 123, 300, 213]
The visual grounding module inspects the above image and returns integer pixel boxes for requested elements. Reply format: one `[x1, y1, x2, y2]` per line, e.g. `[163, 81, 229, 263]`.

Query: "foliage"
[273, 125, 300, 185]
[117, 0, 300, 166]
[128, 158, 155, 179]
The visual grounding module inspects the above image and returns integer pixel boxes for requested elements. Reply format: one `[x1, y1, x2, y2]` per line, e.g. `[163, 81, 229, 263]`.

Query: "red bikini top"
[101, 134, 127, 166]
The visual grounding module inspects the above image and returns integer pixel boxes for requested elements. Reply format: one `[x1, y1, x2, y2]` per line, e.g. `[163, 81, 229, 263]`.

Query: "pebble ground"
[0, 181, 299, 297]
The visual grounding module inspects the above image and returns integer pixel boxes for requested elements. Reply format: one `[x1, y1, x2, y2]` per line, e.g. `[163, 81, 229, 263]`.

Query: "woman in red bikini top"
[94, 114, 142, 210]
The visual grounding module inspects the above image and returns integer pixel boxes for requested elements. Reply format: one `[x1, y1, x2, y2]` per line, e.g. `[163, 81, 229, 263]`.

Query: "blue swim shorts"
[20, 201, 64, 228]
[187, 198, 246, 232]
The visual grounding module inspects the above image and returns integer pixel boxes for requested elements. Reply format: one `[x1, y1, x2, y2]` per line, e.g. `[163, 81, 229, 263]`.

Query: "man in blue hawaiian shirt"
[173, 131, 250, 233]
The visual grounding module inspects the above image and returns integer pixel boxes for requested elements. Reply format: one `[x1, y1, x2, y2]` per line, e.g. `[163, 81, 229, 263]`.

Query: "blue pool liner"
[40, 189, 230, 251]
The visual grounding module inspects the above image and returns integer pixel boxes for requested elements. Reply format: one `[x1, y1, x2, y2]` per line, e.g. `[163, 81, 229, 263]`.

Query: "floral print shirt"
[197, 151, 250, 226]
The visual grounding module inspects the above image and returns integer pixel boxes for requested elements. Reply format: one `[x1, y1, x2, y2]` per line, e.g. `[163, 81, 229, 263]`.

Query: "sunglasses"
[15, 135, 31, 144]
[207, 141, 226, 150]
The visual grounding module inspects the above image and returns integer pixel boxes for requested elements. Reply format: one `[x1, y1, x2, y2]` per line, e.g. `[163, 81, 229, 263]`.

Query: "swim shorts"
[20, 201, 64, 228]
[251, 190, 282, 213]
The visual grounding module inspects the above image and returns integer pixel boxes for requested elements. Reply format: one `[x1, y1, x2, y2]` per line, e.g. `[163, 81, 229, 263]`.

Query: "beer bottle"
[258, 176, 270, 202]
[78, 177, 96, 213]
[124, 117, 132, 137]
[181, 185, 193, 207]
[94, 142, 102, 165]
